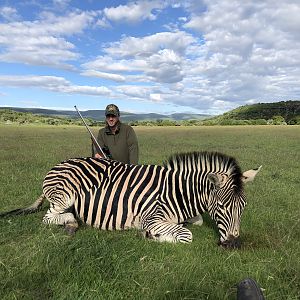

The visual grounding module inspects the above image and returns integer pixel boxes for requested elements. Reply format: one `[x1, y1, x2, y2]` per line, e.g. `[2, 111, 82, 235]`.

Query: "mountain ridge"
[1, 100, 299, 125]
[0, 107, 211, 122]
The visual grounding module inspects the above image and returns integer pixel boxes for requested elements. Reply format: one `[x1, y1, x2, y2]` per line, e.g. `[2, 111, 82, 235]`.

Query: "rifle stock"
[74, 105, 107, 159]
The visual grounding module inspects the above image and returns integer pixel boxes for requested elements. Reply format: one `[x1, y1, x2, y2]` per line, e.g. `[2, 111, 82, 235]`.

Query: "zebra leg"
[185, 215, 203, 226]
[43, 205, 78, 235]
[141, 218, 193, 243]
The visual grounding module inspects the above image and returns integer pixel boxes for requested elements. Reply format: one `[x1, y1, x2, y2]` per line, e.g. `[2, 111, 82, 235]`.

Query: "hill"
[0, 107, 211, 122]
[204, 100, 300, 125]
[1, 101, 299, 126]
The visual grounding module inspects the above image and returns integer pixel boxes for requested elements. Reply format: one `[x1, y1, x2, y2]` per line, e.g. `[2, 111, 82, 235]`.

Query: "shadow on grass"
[2, 271, 53, 299]
[202, 212, 217, 230]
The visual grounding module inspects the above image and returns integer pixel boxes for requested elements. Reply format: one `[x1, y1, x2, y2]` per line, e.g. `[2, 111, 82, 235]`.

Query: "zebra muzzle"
[218, 236, 241, 249]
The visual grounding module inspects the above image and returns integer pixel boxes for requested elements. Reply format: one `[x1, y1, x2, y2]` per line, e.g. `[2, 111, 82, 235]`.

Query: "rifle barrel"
[74, 105, 107, 159]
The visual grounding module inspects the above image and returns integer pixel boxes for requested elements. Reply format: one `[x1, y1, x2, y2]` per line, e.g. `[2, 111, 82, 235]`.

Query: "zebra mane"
[164, 151, 243, 191]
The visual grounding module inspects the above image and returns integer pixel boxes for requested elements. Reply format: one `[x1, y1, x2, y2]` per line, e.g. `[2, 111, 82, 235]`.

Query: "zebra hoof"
[144, 231, 160, 239]
[65, 223, 78, 236]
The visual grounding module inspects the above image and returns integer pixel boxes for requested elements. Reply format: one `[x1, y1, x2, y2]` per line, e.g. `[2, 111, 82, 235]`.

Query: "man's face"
[106, 114, 119, 127]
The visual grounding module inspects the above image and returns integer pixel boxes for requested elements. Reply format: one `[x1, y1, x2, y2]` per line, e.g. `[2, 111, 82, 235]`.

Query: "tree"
[272, 115, 286, 125]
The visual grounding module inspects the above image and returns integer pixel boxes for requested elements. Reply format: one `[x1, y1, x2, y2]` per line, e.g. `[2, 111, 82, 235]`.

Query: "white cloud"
[145, 49, 183, 83]
[103, 0, 165, 23]
[0, 6, 20, 21]
[150, 93, 162, 102]
[0, 10, 94, 68]
[0, 75, 111, 96]
[104, 31, 195, 57]
[38, 11, 94, 35]
[52, 0, 71, 9]
[95, 17, 111, 28]
[81, 70, 126, 82]
[1, 1, 300, 114]
[116, 85, 151, 99]
[83, 31, 195, 84]
[82, 56, 146, 73]
[178, 0, 300, 110]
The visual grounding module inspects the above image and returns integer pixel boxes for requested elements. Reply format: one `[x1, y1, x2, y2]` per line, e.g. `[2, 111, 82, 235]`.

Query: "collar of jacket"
[105, 121, 121, 135]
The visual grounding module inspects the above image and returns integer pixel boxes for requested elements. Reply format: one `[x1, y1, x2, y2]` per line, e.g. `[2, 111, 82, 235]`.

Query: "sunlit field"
[0, 125, 299, 299]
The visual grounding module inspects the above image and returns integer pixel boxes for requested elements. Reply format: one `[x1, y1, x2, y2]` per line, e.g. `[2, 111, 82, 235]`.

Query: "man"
[93, 104, 139, 164]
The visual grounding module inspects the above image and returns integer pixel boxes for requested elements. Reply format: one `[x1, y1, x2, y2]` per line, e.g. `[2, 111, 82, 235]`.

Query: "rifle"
[74, 105, 107, 159]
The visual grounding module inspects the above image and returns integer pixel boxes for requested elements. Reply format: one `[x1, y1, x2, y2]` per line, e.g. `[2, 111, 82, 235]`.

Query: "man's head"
[105, 104, 120, 128]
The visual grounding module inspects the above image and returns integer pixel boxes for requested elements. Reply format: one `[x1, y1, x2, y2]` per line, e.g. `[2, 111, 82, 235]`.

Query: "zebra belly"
[74, 187, 139, 230]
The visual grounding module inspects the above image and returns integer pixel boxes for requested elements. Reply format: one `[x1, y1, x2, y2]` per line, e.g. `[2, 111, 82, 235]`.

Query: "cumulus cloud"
[116, 85, 151, 99]
[83, 31, 194, 84]
[82, 56, 146, 73]
[150, 93, 162, 102]
[103, 0, 166, 23]
[52, 0, 71, 9]
[0, 75, 111, 96]
[0, 10, 94, 69]
[145, 49, 183, 83]
[104, 31, 195, 57]
[83, 0, 300, 110]
[180, 0, 300, 108]
[81, 70, 126, 82]
[0, 6, 20, 21]
[1, 1, 300, 114]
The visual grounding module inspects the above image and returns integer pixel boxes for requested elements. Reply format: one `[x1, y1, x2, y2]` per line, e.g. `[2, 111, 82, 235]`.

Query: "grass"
[0, 124, 299, 299]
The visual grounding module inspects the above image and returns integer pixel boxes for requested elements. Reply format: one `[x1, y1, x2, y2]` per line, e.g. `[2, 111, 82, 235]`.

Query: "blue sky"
[0, 0, 299, 115]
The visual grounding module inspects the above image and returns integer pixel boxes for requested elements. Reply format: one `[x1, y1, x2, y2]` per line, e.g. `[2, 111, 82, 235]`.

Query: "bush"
[272, 115, 286, 125]
[288, 116, 300, 125]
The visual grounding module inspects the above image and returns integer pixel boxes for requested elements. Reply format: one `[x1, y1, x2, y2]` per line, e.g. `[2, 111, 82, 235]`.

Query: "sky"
[0, 0, 299, 115]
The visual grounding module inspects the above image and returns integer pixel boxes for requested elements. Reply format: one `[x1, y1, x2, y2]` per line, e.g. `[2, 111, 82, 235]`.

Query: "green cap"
[105, 104, 120, 117]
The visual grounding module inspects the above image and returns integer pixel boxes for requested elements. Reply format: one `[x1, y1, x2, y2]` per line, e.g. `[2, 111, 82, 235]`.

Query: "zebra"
[0, 152, 261, 248]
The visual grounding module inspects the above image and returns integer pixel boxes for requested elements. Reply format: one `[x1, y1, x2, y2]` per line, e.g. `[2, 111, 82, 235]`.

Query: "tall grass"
[0, 125, 299, 299]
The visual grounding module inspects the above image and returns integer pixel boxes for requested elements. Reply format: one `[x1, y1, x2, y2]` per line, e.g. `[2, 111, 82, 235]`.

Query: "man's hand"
[94, 153, 103, 159]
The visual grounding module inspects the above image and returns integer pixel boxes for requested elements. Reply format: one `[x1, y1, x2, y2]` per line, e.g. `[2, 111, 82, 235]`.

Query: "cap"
[105, 104, 120, 117]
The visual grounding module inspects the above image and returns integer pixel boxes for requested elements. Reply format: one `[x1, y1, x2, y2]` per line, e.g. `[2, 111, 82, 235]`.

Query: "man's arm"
[127, 127, 139, 164]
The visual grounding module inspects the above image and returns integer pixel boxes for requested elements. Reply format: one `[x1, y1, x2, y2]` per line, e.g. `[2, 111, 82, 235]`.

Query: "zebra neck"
[162, 170, 209, 222]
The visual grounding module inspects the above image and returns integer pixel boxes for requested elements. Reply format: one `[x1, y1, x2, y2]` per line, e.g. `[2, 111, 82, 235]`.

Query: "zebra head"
[207, 166, 262, 249]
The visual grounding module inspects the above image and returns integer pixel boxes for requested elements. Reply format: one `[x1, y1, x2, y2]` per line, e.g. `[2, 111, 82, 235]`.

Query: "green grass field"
[0, 125, 299, 300]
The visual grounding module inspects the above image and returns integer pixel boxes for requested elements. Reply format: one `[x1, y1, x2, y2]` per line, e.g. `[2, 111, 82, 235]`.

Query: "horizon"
[0, 105, 213, 116]
[1, 1, 300, 115]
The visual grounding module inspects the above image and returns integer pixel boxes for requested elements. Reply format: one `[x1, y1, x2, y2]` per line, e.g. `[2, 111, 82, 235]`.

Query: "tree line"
[1, 108, 299, 126]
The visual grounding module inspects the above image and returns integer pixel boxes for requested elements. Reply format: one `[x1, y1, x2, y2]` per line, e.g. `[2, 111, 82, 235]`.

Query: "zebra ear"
[207, 173, 228, 188]
[242, 165, 262, 183]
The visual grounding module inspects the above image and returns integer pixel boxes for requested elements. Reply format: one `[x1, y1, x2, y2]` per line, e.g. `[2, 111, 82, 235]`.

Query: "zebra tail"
[0, 194, 45, 218]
